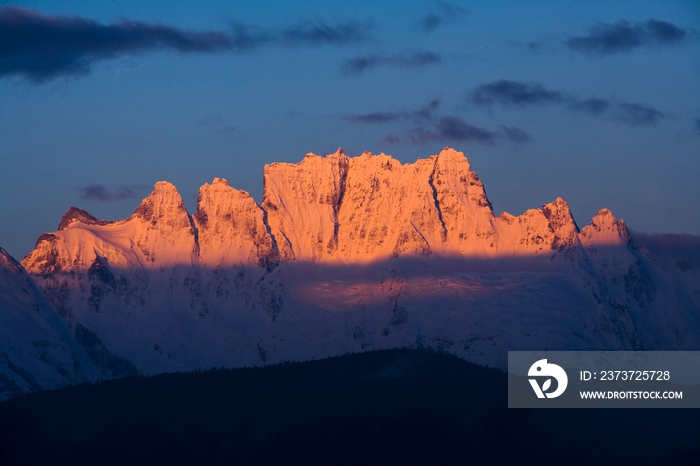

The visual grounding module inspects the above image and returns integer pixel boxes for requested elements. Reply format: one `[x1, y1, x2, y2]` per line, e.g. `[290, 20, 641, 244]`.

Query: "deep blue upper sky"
[1, 0, 699, 258]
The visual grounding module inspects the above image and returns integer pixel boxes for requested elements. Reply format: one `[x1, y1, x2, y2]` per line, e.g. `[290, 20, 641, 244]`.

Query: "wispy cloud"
[413, 117, 497, 145]
[0, 6, 370, 82]
[341, 51, 441, 75]
[568, 97, 611, 116]
[409, 116, 531, 146]
[418, 1, 468, 33]
[198, 115, 237, 135]
[343, 112, 402, 123]
[381, 134, 401, 145]
[614, 103, 665, 126]
[228, 18, 370, 52]
[80, 184, 138, 202]
[565, 19, 687, 55]
[343, 100, 529, 146]
[471, 80, 565, 108]
[470, 79, 667, 126]
[342, 99, 440, 123]
[498, 125, 532, 143]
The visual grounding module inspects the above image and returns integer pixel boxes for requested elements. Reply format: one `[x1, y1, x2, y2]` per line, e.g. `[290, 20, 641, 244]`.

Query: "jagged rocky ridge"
[4, 148, 699, 395]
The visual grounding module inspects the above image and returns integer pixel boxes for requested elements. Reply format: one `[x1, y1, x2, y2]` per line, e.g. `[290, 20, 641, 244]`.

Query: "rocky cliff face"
[195, 178, 278, 271]
[262, 149, 349, 261]
[259, 148, 581, 261]
[5, 147, 698, 394]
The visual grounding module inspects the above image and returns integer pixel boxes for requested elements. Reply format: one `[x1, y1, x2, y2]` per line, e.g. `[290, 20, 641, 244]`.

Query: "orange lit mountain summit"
[25, 148, 624, 270]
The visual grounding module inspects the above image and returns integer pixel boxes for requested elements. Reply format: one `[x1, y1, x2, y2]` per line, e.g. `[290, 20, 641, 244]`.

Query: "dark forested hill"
[1, 349, 698, 465]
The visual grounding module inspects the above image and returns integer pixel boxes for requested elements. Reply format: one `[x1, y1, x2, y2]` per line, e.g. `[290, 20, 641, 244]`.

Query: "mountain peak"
[580, 208, 631, 246]
[590, 208, 624, 230]
[152, 180, 179, 195]
[436, 147, 471, 171]
[132, 181, 191, 231]
[199, 178, 247, 197]
[197, 177, 254, 214]
[437, 147, 464, 158]
[195, 179, 278, 270]
[0, 246, 22, 275]
[57, 207, 110, 231]
[541, 197, 579, 250]
[211, 177, 229, 186]
[542, 197, 576, 224]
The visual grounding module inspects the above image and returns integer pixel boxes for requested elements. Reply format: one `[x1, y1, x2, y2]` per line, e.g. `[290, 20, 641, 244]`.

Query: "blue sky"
[1, 0, 698, 258]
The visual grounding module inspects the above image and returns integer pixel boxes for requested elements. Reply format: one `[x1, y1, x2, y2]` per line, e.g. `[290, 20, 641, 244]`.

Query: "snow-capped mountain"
[5, 148, 699, 396]
[0, 247, 101, 400]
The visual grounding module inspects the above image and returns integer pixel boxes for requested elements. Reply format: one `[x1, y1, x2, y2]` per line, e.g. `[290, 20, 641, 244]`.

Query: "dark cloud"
[433, 117, 496, 144]
[198, 115, 237, 135]
[0, 6, 233, 81]
[342, 99, 440, 124]
[343, 99, 529, 146]
[341, 51, 441, 75]
[0, 6, 370, 82]
[409, 116, 531, 146]
[498, 125, 532, 143]
[418, 1, 468, 33]
[566, 19, 687, 55]
[80, 185, 112, 202]
[471, 79, 666, 126]
[113, 187, 137, 201]
[80, 185, 137, 202]
[614, 103, 665, 126]
[413, 99, 441, 120]
[471, 80, 565, 108]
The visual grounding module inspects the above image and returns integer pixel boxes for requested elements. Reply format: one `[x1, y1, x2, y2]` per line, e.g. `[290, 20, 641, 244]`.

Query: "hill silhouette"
[1, 348, 698, 465]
